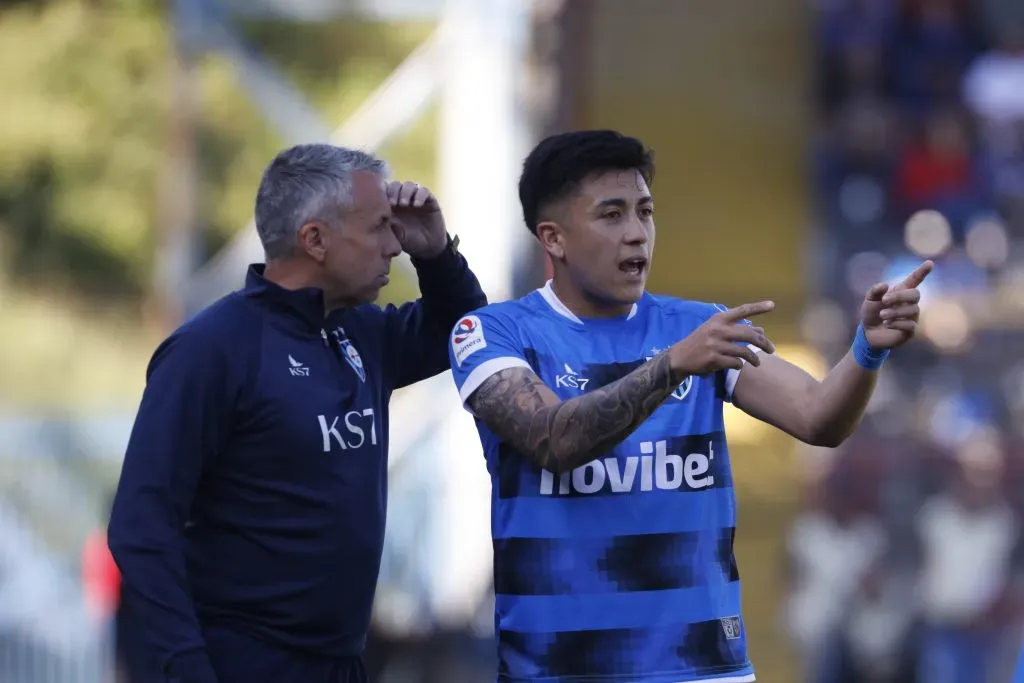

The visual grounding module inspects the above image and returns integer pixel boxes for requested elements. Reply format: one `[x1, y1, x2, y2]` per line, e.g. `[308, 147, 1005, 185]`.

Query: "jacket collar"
[244, 263, 328, 328]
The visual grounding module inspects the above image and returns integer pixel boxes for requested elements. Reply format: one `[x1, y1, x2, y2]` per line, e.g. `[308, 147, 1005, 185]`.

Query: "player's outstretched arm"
[733, 261, 932, 447]
[467, 301, 776, 474]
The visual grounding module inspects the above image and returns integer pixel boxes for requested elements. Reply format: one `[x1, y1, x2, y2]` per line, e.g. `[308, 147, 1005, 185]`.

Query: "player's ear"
[298, 221, 329, 262]
[535, 221, 566, 261]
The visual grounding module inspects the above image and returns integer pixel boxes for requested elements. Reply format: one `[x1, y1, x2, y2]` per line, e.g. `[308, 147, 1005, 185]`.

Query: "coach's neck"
[264, 257, 323, 292]
[262, 258, 353, 314]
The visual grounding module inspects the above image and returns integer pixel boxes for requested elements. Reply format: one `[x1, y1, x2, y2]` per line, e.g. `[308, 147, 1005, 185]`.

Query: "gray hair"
[254, 143, 389, 259]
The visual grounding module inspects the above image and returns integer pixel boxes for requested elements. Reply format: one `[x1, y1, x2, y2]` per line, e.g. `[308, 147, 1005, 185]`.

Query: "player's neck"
[550, 277, 633, 319]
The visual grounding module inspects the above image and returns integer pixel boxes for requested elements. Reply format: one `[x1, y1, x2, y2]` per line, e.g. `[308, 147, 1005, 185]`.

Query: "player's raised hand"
[859, 260, 933, 350]
[387, 180, 448, 259]
[668, 301, 777, 376]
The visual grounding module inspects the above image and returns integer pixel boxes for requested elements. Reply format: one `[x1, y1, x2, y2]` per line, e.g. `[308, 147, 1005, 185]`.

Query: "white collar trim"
[537, 280, 638, 324]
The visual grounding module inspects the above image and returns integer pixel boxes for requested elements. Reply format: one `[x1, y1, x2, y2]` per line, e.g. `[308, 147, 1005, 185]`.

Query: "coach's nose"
[384, 224, 402, 258]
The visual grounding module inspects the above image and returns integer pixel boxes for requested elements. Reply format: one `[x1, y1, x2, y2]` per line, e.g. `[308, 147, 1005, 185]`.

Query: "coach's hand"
[387, 181, 448, 259]
[668, 301, 777, 376]
[859, 260, 932, 350]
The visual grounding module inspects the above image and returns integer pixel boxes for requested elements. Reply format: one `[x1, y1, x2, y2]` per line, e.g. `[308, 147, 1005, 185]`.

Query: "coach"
[107, 144, 487, 683]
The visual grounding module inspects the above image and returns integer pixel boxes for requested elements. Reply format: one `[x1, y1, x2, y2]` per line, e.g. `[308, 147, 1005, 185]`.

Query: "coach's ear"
[535, 221, 565, 261]
[298, 221, 329, 262]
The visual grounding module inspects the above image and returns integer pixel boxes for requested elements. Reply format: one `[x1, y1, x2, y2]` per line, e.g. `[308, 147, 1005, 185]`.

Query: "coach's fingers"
[396, 181, 419, 207]
[410, 185, 434, 208]
[385, 181, 402, 204]
[879, 304, 920, 321]
[718, 301, 775, 324]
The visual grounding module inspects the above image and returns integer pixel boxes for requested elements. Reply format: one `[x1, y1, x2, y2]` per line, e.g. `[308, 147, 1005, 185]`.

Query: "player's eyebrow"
[594, 198, 627, 210]
[593, 196, 652, 211]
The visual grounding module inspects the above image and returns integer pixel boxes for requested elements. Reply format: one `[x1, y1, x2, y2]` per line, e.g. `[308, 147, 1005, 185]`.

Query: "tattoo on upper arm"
[467, 353, 684, 473]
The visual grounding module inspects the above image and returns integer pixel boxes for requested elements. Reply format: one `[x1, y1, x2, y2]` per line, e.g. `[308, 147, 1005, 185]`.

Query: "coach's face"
[541, 169, 655, 308]
[311, 171, 402, 308]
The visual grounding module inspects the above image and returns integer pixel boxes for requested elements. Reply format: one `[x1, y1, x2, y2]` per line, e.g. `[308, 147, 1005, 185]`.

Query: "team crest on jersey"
[720, 615, 743, 640]
[451, 315, 486, 367]
[647, 347, 692, 401]
[337, 333, 365, 383]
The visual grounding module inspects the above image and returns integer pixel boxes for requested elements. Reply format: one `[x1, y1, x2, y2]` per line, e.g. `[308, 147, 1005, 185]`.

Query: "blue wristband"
[852, 324, 889, 371]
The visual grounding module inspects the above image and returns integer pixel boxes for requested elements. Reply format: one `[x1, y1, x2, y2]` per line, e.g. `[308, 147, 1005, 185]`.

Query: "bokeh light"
[964, 216, 1010, 269]
[839, 176, 887, 225]
[996, 262, 1024, 314]
[904, 209, 953, 258]
[800, 300, 849, 348]
[845, 251, 889, 298]
[920, 298, 973, 353]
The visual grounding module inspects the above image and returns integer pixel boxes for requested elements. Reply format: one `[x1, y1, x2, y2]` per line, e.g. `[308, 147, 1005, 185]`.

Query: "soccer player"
[107, 144, 486, 683]
[447, 130, 931, 682]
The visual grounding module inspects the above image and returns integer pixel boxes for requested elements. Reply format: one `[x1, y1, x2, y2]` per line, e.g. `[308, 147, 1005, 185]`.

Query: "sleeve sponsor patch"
[451, 314, 487, 367]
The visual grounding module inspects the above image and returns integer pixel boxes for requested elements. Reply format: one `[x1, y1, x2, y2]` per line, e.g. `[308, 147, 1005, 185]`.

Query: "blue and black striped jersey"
[448, 282, 756, 683]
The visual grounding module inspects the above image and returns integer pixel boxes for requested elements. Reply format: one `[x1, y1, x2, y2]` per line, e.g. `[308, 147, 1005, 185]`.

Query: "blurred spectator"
[914, 432, 1023, 683]
[83, 495, 134, 683]
[804, 0, 1024, 680]
[892, 0, 981, 118]
[893, 107, 992, 232]
[818, 41, 892, 117]
[82, 528, 120, 622]
[977, 0, 1024, 42]
[784, 464, 889, 683]
[817, 0, 896, 60]
[963, 24, 1024, 126]
[815, 100, 901, 256]
[963, 24, 1024, 220]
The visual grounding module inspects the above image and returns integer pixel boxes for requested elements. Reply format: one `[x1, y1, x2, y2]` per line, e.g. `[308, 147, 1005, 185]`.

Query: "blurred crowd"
[786, 1, 1024, 682]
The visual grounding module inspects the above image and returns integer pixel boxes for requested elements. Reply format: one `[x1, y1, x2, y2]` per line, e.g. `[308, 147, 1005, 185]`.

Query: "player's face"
[544, 170, 655, 309]
[317, 171, 402, 307]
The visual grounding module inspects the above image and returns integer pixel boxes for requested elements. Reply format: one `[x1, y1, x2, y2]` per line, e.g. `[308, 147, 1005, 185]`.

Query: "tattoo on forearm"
[467, 353, 686, 473]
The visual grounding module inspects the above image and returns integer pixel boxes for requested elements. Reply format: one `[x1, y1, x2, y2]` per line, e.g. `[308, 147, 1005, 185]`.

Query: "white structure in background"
[430, 0, 531, 627]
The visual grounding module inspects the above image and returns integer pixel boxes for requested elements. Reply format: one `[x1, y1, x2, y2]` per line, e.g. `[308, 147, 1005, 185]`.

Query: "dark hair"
[518, 130, 655, 234]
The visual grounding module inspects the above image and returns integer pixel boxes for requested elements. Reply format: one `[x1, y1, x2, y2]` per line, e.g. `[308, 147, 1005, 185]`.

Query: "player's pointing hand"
[859, 260, 933, 350]
[668, 300, 777, 376]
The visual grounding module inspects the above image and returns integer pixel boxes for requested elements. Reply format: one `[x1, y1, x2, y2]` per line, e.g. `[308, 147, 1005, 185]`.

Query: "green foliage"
[0, 1, 438, 408]
[0, 0, 436, 301]
[0, 0, 171, 297]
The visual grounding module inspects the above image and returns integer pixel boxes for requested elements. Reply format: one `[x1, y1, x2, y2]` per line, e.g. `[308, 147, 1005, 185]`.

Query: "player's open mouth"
[619, 257, 647, 278]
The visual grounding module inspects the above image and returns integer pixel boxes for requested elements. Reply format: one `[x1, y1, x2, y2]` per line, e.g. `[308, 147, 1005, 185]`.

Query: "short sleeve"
[448, 308, 532, 406]
[711, 303, 761, 403]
